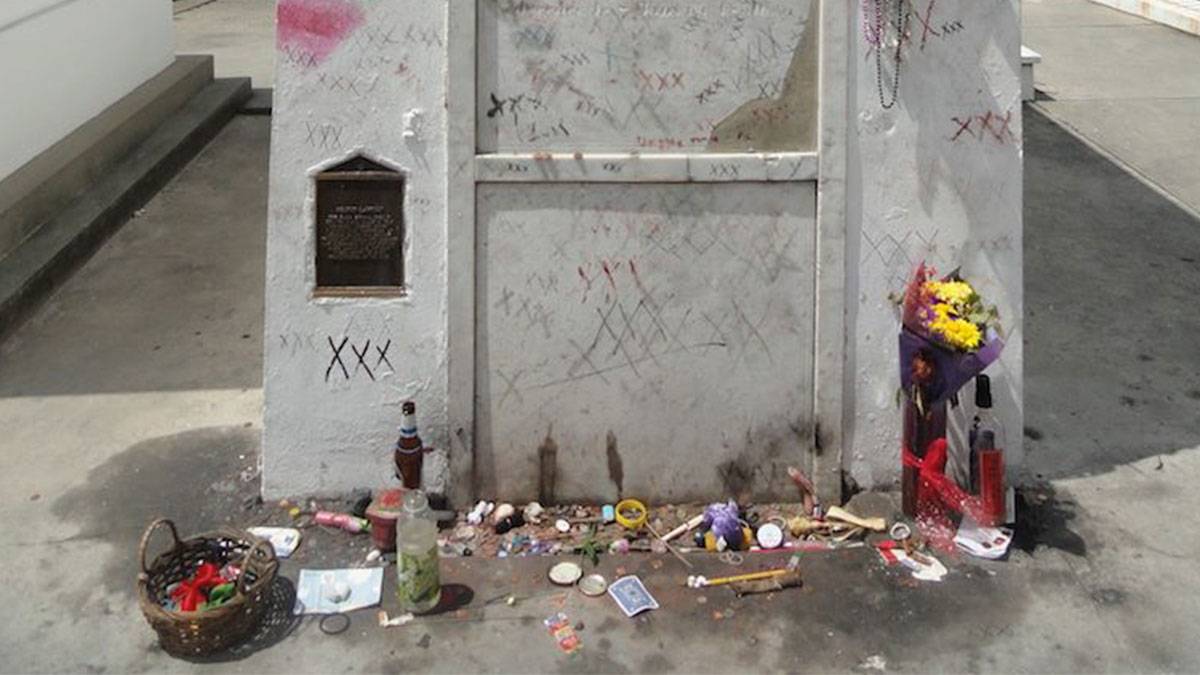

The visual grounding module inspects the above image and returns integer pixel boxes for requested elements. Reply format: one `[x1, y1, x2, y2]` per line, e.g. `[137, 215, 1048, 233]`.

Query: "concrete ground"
[2, 0, 1200, 672]
[1025, 0, 1200, 215]
[175, 0, 275, 89]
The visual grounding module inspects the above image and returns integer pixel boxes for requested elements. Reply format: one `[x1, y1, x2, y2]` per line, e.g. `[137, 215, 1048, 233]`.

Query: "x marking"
[326, 337, 350, 381]
[375, 339, 394, 372]
[351, 340, 375, 381]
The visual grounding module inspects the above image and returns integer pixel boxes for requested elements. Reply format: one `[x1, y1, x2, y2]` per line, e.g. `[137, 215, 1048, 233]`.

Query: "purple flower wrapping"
[899, 328, 1004, 407]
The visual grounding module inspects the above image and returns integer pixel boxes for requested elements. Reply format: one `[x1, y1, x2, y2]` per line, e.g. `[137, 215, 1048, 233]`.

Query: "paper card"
[954, 516, 1013, 560]
[294, 568, 384, 615]
[607, 575, 659, 617]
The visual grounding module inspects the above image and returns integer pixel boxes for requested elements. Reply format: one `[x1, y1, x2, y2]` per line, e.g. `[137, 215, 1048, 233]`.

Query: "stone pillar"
[263, 0, 449, 498]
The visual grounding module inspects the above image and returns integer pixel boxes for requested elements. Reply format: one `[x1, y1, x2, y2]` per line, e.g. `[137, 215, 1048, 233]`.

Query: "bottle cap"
[975, 375, 993, 409]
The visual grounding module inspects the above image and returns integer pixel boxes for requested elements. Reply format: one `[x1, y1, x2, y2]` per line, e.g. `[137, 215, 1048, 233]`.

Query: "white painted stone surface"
[845, 0, 1024, 490]
[263, 0, 450, 497]
[264, 0, 1023, 501]
[0, 0, 175, 181]
[476, 182, 816, 502]
[477, 0, 815, 152]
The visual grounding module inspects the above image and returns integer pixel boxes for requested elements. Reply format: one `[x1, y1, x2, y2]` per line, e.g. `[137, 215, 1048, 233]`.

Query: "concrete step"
[0, 76, 251, 338]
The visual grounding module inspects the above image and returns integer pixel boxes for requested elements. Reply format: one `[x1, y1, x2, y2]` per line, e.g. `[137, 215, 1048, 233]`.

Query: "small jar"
[396, 516, 441, 613]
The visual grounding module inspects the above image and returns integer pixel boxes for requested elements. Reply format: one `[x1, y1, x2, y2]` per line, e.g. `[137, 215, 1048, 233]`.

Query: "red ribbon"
[170, 562, 222, 612]
[902, 439, 987, 551]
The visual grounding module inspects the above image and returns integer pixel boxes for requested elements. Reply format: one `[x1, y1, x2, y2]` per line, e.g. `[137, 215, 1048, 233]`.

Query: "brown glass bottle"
[394, 401, 424, 489]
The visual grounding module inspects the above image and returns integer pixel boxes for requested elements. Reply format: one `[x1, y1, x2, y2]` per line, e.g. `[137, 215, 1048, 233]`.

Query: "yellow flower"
[930, 316, 983, 350]
[926, 280, 976, 307]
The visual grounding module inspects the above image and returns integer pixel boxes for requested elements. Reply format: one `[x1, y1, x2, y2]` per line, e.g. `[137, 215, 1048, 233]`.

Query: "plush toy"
[702, 501, 744, 550]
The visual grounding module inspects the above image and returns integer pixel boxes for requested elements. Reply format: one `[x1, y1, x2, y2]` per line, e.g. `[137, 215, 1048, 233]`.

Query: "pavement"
[175, 0, 275, 90]
[1025, 0, 1200, 216]
[0, 0, 1199, 672]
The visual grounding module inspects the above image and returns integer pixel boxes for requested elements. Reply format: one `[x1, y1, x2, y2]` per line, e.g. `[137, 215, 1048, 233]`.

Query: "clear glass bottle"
[398, 489, 431, 529]
[396, 509, 441, 614]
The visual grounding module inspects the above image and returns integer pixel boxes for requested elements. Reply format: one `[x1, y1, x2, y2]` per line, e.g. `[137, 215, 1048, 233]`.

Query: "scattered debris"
[608, 576, 659, 617]
[377, 610, 415, 627]
[524, 501, 545, 524]
[601, 504, 616, 523]
[860, 654, 888, 671]
[549, 561, 583, 586]
[688, 568, 790, 589]
[756, 523, 784, 549]
[954, 516, 1013, 560]
[662, 513, 704, 542]
[365, 488, 405, 552]
[247, 526, 302, 558]
[615, 499, 648, 530]
[492, 503, 515, 524]
[314, 511, 370, 533]
[703, 501, 744, 550]
[495, 512, 525, 534]
[730, 569, 803, 597]
[578, 574, 608, 597]
[787, 465, 820, 516]
[544, 612, 582, 654]
[876, 541, 948, 582]
[467, 500, 494, 525]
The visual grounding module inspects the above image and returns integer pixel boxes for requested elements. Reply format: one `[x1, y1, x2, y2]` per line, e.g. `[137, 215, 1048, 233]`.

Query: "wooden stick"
[662, 514, 704, 543]
[646, 522, 694, 569]
[824, 506, 887, 532]
[704, 569, 790, 587]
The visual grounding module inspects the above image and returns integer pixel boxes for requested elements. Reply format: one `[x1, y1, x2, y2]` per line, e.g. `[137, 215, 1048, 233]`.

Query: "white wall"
[0, 0, 176, 181]
[844, 0, 1024, 490]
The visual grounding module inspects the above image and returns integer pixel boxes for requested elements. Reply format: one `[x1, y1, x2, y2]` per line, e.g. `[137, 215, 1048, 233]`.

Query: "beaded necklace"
[869, 0, 909, 109]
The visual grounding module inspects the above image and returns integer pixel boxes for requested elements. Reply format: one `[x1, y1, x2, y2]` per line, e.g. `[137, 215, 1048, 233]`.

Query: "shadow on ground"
[1023, 105, 1200, 480]
[50, 426, 261, 599]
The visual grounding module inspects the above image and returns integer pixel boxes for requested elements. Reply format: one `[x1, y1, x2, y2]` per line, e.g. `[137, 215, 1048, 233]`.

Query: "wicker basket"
[137, 518, 279, 658]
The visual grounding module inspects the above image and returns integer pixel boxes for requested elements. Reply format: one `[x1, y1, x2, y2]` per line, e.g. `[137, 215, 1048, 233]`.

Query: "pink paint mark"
[601, 261, 616, 290]
[277, 0, 365, 67]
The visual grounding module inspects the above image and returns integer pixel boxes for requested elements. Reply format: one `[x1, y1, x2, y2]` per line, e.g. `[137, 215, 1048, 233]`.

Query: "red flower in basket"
[170, 562, 223, 612]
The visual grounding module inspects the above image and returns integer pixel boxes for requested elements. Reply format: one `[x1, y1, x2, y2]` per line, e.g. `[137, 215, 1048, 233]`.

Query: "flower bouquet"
[897, 263, 1004, 529]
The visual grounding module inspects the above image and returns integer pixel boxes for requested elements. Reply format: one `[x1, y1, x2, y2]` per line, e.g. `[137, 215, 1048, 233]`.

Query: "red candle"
[978, 447, 1005, 526]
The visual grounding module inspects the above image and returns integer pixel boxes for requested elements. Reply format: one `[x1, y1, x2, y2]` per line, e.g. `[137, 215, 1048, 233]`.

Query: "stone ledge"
[0, 55, 215, 260]
[0, 76, 251, 339]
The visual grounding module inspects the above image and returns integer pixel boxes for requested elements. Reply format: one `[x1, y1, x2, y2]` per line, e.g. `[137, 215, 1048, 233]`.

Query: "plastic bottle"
[314, 511, 370, 533]
[396, 512, 441, 613]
